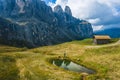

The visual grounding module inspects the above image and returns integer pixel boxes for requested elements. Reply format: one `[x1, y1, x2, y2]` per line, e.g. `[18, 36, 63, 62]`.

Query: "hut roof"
[93, 35, 111, 40]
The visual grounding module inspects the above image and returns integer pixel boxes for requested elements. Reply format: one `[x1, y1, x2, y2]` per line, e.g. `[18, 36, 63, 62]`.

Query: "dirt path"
[86, 39, 120, 49]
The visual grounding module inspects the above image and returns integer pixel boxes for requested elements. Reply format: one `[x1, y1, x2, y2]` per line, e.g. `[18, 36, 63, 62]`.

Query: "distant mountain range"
[0, 0, 93, 48]
[94, 28, 120, 38]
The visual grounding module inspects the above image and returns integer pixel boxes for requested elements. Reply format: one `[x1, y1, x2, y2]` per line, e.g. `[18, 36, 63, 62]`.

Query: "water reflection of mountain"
[52, 59, 95, 74]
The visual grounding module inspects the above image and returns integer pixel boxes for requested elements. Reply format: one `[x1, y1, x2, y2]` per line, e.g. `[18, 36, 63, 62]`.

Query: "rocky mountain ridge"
[0, 0, 93, 48]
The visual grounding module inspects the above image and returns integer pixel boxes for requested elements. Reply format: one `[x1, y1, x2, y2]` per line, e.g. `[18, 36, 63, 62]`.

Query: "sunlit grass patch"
[0, 38, 120, 80]
[0, 55, 19, 80]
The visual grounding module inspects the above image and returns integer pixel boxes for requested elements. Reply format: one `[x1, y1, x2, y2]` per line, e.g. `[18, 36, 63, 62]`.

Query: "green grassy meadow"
[0, 38, 120, 80]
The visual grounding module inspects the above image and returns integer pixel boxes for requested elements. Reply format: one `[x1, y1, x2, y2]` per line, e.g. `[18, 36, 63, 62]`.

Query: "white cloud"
[48, 0, 120, 31]
[88, 18, 100, 24]
[92, 25, 104, 31]
[48, 2, 55, 9]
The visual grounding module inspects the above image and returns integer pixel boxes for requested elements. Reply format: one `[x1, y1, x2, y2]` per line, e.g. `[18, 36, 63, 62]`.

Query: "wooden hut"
[93, 35, 111, 44]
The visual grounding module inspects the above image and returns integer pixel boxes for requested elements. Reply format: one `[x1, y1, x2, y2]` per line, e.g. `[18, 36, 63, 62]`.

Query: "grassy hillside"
[0, 38, 120, 80]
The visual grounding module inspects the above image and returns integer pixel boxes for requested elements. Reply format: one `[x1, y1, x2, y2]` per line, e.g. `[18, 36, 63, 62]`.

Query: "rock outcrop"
[65, 6, 72, 16]
[0, 0, 93, 48]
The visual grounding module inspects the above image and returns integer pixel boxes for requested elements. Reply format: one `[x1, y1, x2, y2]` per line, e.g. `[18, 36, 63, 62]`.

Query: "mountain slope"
[0, 0, 93, 48]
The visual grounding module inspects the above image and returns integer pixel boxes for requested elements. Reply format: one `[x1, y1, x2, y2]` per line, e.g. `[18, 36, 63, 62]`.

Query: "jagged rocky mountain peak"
[65, 6, 72, 16]
[54, 5, 63, 14]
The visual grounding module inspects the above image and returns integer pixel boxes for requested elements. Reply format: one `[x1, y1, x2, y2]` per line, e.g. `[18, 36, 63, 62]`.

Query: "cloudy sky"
[43, 0, 120, 31]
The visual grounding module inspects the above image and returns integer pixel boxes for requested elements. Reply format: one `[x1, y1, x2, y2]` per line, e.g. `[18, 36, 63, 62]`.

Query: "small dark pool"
[52, 59, 95, 74]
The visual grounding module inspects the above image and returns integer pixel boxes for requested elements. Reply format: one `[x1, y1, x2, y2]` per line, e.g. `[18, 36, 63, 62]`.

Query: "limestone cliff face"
[0, 0, 93, 48]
